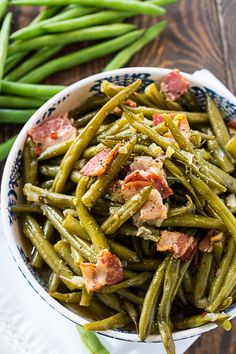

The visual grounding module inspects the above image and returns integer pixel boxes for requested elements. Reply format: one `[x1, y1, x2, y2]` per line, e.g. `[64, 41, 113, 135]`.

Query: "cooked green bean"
[80, 287, 92, 307]
[97, 293, 122, 312]
[19, 31, 144, 84]
[62, 214, 90, 241]
[109, 240, 139, 263]
[174, 313, 229, 330]
[127, 259, 161, 272]
[52, 81, 140, 193]
[101, 185, 152, 235]
[161, 215, 225, 229]
[117, 289, 144, 305]
[31, 219, 54, 268]
[194, 253, 213, 308]
[38, 140, 73, 161]
[11, 0, 166, 17]
[167, 196, 195, 218]
[226, 136, 236, 159]
[11, 203, 42, 214]
[54, 240, 81, 275]
[82, 137, 137, 208]
[83, 311, 130, 332]
[213, 241, 224, 266]
[77, 325, 110, 354]
[203, 160, 236, 194]
[50, 291, 82, 304]
[124, 300, 138, 329]
[1, 80, 65, 97]
[104, 21, 167, 71]
[101, 272, 152, 293]
[0, 12, 12, 92]
[76, 176, 109, 253]
[139, 257, 169, 340]
[48, 272, 60, 293]
[0, 135, 16, 161]
[23, 138, 38, 185]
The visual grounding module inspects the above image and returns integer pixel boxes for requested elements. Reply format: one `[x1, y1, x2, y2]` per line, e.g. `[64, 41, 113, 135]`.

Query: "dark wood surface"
[4, 1, 236, 353]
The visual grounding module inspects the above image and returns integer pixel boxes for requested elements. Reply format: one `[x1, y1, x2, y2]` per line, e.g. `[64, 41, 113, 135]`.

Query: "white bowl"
[2, 67, 236, 343]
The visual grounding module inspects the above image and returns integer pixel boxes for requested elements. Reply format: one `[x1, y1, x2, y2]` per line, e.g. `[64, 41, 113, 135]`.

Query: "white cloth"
[0, 69, 233, 354]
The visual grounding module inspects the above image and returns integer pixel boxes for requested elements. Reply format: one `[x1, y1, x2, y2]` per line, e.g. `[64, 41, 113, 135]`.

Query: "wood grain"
[2, 1, 236, 352]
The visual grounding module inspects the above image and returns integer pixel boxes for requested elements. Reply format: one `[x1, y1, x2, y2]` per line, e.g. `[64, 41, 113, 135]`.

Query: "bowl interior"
[2, 67, 236, 342]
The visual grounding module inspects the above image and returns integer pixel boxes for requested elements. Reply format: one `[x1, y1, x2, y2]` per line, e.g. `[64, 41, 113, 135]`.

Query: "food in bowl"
[9, 69, 236, 354]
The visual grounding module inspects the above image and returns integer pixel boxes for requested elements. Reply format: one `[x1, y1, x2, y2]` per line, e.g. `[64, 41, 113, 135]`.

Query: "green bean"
[0, 135, 16, 161]
[0, 1, 7, 22]
[80, 287, 92, 307]
[48, 272, 60, 293]
[167, 196, 195, 218]
[4, 53, 26, 75]
[97, 293, 122, 312]
[143, 83, 167, 109]
[11, 203, 42, 214]
[226, 136, 236, 159]
[161, 215, 225, 229]
[77, 325, 110, 354]
[194, 253, 213, 308]
[101, 185, 152, 235]
[31, 219, 54, 268]
[52, 81, 140, 194]
[0, 108, 35, 123]
[0, 95, 46, 109]
[190, 175, 236, 242]
[0, 12, 12, 92]
[203, 160, 236, 194]
[213, 241, 224, 266]
[127, 106, 209, 125]
[73, 96, 108, 116]
[209, 238, 236, 303]
[23, 183, 76, 209]
[109, 240, 139, 263]
[117, 289, 144, 305]
[82, 136, 137, 208]
[54, 240, 81, 275]
[177, 284, 187, 305]
[174, 313, 229, 331]
[19, 31, 144, 84]
[73, 110, 99, 129]
[124, 300, 138, 330]
[11, 1, 166, 17]
[21, 215, 83, 290]
[38, 140, 73, 161]
[6, 46, 63, 81]
[11, 6, 97, 41]
[119, 223, 160, 242]
[101, 272, 152, 293]
[207, 96, 230, 148]
[76, 176, 109, 253]
[82, 143, 105, 160]
[41, 204, 97, 262]
[127, 259, 161, 272]
[177, 90, 201, 112]
[62, 214, 90, 241]
[104, 21, 167, 71]
[139, 257, 169, 340]
[208, 251, 236, 313]
[158, 256, 180, 354]
[83, 312, 130, 331]
[32, 6, 61, 24]
[40, 180, 53, 189]
[1, 80, 65, 97]
[50, 291, 82, 304]
[171, 259, 192, 302]
[183, 270, 193, 295]
[23, 138, 38, 185]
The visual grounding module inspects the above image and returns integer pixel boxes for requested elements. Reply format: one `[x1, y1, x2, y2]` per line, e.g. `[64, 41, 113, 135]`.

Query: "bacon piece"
[124, 99, 137, 107]
[28, 113, 77, 154]
[198, 231, 224, 253]
[157, 230, 197, 260]
[153, 113, 191, 142]
[152, 113, 165, 126]
[130, 156, 154, 172]
[109, 180, 125, 203]
[124, 170, 173, 199]
[80, 249, 123, 293]
[122, 180, 152, 199]
[160, 69, 190, 101]
[140, 189, 168, 221]
[81, 144, 120, 177]
[227, 119, 236, 130]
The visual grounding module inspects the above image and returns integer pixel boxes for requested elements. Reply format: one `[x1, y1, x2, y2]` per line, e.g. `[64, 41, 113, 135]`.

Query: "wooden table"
[4, 1, 236, 353]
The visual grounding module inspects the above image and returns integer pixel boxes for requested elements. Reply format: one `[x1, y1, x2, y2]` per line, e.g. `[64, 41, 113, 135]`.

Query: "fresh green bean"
[139, 257, 169, 340]
[50, 291, 82, 304]
[101, 185, 152, 235]
[77, 325, 110, 354]
[1, 80, 65, 97]
[6, 46, 63, 81]
[76, 176, 109, 253]
[52, 80, 140, 193]
[0, 135, 16, 161]
[11, 1, 167, 17]
[104, 21, 167, 71]
[101, 272, 152, 293]
[117, 289, 144, 305]
[54, 240, 81, 275]
[11, 6, 97, 40]
[0, 95, 46, 109]
[19, 31, 144, 84]
[174, 313, 229, 330]
[226, 136, 236, 159]
[0, 13, 12, 92]
[0, 1, 7, 22]
[82, 137, 137, 208]
[97, 293, 122, 312]
[41, 204, 97, 262]
[0, 108, 35, 123]
[161, 215, 225, 229]
[11, 203, 42, 214]
[194, 253, 213, 308]
[4, 53, 26, 75]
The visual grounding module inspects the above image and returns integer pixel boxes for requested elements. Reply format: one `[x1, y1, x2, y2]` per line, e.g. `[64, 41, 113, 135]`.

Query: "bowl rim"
[1, 66, 234, 343]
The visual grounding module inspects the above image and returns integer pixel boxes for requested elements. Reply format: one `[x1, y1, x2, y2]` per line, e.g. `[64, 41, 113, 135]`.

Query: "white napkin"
[1, 69, 233, 354]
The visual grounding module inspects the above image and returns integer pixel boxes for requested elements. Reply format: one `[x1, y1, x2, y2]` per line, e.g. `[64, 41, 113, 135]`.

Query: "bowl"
[2, 67, 236, 343]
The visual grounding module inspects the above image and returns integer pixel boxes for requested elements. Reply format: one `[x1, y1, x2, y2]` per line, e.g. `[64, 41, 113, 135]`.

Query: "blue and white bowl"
[2, 67, 236, 342]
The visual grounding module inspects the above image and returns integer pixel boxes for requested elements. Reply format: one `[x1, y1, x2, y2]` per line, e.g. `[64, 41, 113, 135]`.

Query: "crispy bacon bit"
[140, 189, 168, 221]
[153, 113, 191, 142]
[122, 180, 152, 199]
[81, 144, 120, 177]
[124, 99, 137, 107]
[80, 249, 123, 293]
[152, 113, 165, 126]
[227, 119, 236, 130]
[28, 113, 77, 154]
[157, 230, 197, 260]
[160, 69, 189, 101]
[124, 170, 173, 199]
[198, 231, 224, 253]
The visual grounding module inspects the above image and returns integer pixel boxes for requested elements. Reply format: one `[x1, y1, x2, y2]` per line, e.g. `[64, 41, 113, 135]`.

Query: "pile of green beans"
[0, 0, 176, 160]
[12, 77, 236, 354]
